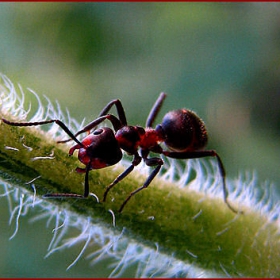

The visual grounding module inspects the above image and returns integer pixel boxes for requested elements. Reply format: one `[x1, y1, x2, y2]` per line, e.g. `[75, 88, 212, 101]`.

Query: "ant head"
[78, 127, 122, 168]
[160, 109, 208, 152]
[81, 127, 116, 147]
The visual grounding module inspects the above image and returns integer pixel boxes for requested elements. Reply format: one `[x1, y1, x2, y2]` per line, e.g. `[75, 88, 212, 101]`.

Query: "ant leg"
[53, 99, 128, 144]
[43, 163, 91, 199]
[163, 150, 242, 214]
[83, 163, 91, 197]
[57, 114, 122, 144]
[103, 154, 141, 202]
[146, 92, 167, 127]
[2, 118, 83, 146]
[118, 157, 163, 213]
[98, 99, 127, 126]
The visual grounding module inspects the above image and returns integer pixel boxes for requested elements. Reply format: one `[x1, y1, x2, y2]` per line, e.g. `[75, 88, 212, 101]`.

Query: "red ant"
[2, 92, 239, 213]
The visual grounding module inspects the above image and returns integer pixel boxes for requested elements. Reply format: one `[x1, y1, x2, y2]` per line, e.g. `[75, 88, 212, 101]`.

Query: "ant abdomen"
[161, 109, 208, 152]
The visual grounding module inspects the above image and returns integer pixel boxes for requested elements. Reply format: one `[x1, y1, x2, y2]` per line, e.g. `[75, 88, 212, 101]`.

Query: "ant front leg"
[57, 113, 124, 144]
[98, 99, 127, 126]
[118, 151, 163, 213]
[2, 118, 83, 146]
[43, 163, 91, 199]
[56, 99, 128, 144]
[103, 153, 142, 202]
[163, 150, 242, 214]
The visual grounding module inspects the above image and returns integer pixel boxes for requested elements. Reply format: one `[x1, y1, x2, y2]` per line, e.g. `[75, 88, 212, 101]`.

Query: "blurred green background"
[1, 2, 280, 277]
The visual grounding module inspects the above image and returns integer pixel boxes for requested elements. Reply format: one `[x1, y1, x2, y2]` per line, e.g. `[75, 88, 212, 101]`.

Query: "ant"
[2, 92, 240, 214]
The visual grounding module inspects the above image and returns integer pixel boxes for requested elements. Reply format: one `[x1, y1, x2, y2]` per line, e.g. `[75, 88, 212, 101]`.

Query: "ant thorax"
[115, 125, 145, 154]
[139, 127, 165, 150]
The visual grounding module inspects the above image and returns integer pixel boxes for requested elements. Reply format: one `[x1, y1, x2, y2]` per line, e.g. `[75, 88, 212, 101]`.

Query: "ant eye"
[93, 128, 103, 135]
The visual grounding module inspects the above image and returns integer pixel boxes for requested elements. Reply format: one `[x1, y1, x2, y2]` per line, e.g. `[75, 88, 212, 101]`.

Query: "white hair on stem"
[1, 177, 216, 277]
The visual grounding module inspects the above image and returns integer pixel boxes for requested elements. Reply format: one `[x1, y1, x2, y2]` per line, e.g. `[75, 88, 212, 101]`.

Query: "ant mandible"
[2, 92, 239, 214]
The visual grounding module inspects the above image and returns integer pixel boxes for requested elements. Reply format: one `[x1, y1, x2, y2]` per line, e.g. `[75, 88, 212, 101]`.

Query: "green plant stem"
[0, 114, 279, 277]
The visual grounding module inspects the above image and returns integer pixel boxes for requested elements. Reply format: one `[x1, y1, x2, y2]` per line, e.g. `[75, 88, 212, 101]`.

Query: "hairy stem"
[0, 75, 279, 277]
